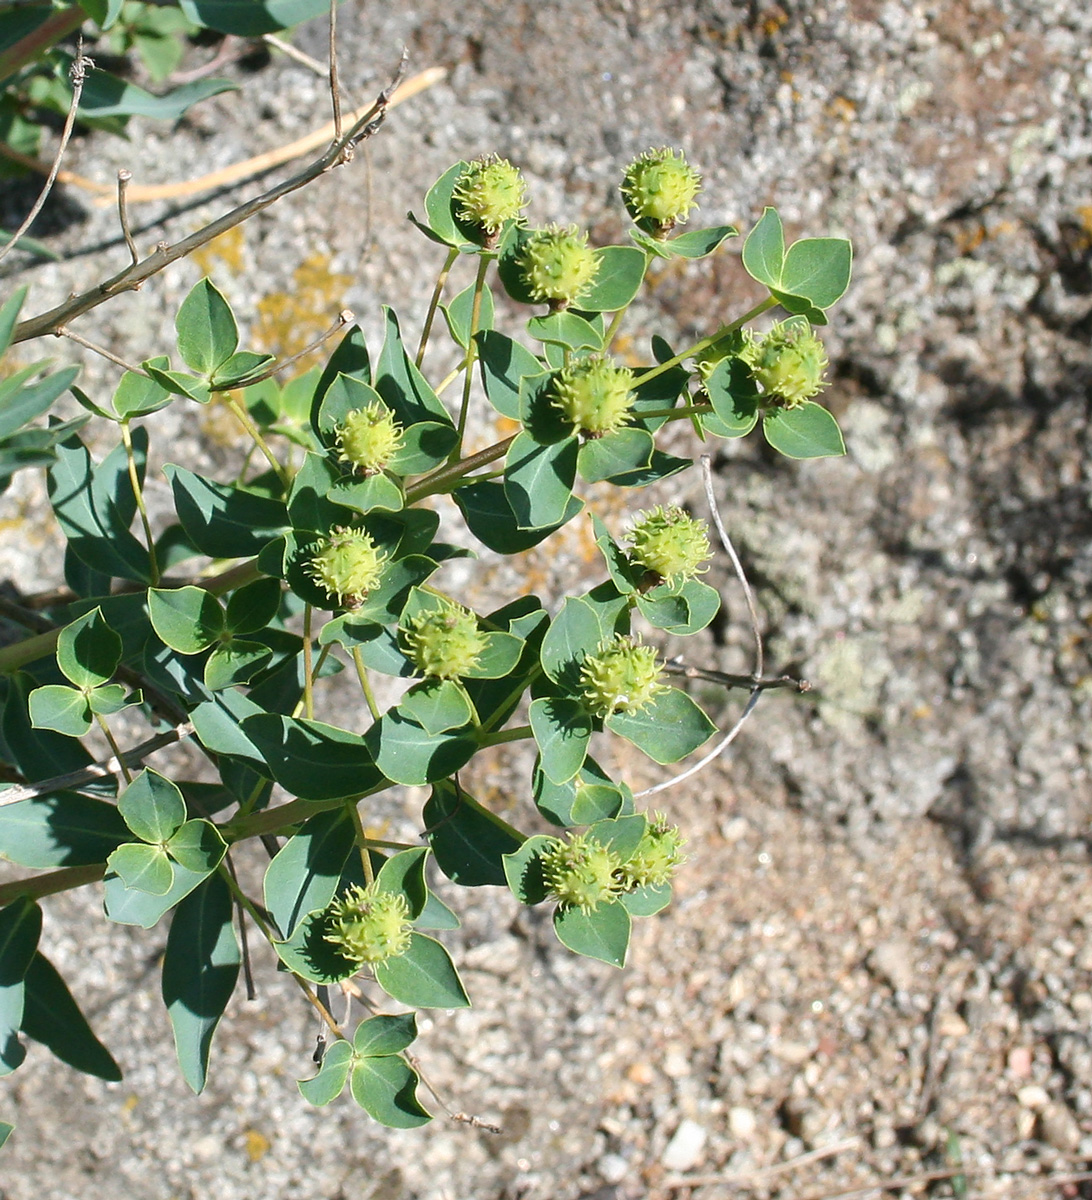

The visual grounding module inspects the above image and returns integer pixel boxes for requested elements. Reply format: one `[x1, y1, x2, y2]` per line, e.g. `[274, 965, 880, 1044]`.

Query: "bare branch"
[234, 309, 354, 388]
[0, 723, 193, 808]
[116, 169, 139, 268]
[11, 59, 436, 345]
[261, 33, 328, 77]
[0, 38, 90, 268]
[328, 0, 343, 147]
[663, 659, 810, 693]
[56, 325, 148, 376]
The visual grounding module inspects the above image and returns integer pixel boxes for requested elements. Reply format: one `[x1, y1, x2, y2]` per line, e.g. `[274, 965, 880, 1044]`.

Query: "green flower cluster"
[402, 599, 487, 680]
[308, 528, 386, 608]
[552, 354, 635, 437]
[627, 505, 711, 585]
[336, 402, 403, 475]
[621, 147, 702, 236]
[324, 883, 412, 966]
[578, 634, 668, 719]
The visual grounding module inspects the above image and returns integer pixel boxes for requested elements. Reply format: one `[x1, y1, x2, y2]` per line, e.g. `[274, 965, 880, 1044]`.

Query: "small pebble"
[597, 1153, 628, 1184]
[1038, 1101, 1082, 1153]
[868, 940, 916, 992]
[662, 1119, 707, 1171]
[729, 1106, 758, 1139]
[1017, 1085, 1050, 1111]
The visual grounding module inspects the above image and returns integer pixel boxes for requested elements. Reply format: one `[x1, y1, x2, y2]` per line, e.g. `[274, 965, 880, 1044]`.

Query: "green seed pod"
[620, 813, 685, 889]
[335, 402, 403, 475]
[627, 505, 711, 585]
[324, 883, 412, 965]
[518, 224, 600, 309]
[541, 832, 622, 913]
[621, 147, 702, 237]
[307, 527, 386, 607]
[453, 154, 527, 237]
[579, 634, 668, 719]
[741, 320, 829, 408]
[402, 598, 487, 680]
[552, 354, 636, 437]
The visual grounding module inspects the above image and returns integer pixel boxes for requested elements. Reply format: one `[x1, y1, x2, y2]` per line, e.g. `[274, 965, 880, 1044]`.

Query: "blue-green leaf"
[78, 73, 236, 120]
[501, 834, 553, 906]
[21, 952, 121, 1080]
[164, 464, 288, 558]
[366, 710, 476, 787]
[606, 687, 715, 764]
[476, 330, 543, 419]
[372, 932, 469, 1009]
[529, 696, 591, 786]
[175, 278, 238, 376]
[424, 780, 524, 888]
[117, 768, 186, 843]
[263, 809, 354, 939]
[242, 714, 384, 801]
[297, 1038, 353, 1105]
[741, 207, 785, 289]
[28, 684, 91, 738]
[553, 901, 630, 967]
[0, 898, 40, 1077]
[353, 1011, 418, 1058]
[106, 842, 174, 895]
[349, 1055, 431, 1127]
[762, 402, 845, 459]
[0, 792, 126, 868]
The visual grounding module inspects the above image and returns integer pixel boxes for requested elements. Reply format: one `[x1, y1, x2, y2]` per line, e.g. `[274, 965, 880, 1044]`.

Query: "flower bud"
[518, 224, 599, 309]
[579, 634, 668, 719]
[336, 402, 403, 475]
[324, 883, 412, 965]
[619, 814, 685, 889]
[627, 505, 711, 585]
[621, 147, 701, 236]
[541, 832, 622, 913]
[552, 354, 635, 437]
[741, 320, 829, 408]
[307, 527, 386, 607]
[402, 598, 487, 680]
[453, 154, 527, 237]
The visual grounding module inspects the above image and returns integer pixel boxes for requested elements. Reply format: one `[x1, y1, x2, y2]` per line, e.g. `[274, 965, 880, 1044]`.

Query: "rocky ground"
[1, 0, 1091, 1197]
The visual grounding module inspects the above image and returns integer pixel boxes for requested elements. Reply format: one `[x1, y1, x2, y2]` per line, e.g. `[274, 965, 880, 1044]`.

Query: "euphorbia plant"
[0, 149, 850, 1134]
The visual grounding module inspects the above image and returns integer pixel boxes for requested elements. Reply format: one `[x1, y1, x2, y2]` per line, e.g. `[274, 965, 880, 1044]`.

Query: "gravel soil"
[1, 2, 1090, 1197]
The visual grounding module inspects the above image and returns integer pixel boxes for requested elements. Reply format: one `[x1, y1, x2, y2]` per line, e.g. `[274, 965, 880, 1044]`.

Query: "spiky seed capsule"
[402, 599, 487, 680]
[621, 147, 702, 236]
[324, 883, 412, 965]
[627, 505, 711, 585]
[541, 833, 622, 913]
[620, 814, 686, 889]
[453, 154, 527, 234]
[307, 527, 386, 607]
[552, 355, 636, 436]
[518, 224, 600, 309]
[579, 634, 668, 719]
[335, 403, 403, 475]
[741, 321, 829, 408]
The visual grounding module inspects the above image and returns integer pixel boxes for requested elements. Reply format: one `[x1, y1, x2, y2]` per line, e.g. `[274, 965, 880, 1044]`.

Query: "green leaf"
[142, 364, 211, 404]
[106, 842, 174, 895]
[0, 365, 79, 440]
[298, 1038, 353, 1106]
[116, 767, 186, 844]
[28, 684, 91, 738]
[210, 350, 276, 391]
[224, 577, 282, 635]
[189, 691, 267, 770]
[273, 908, 356, 984]
[387, 419, 457, 476]
[0, 287, 27, 359]
[762, 402, 845, 459]
[148, 586, 224, 654]
[372, 932, 469, 1009]
[112, 365, 171, 420]
[366, 711, 476, 787]
[703, 357, 760, 437]
[501, 834, 554, 905]
[442, 282, 495, 349]
[529, 696, 591, 786]
[242, 714, 383, 801]
[416, 160, 468, 247]
[0, 792, 126, 868]
[353, 1011, 418, 1058]
[741, 207, 785, 289]
[178, 0, 338, 35]
[349, 1055, 431, 1128]
[375, 307, 454, 428]
[166, 819, 226, 875]
[0, 898, 40, 1078]
[605, 447, 692, 489]
[20, 952, 121, 1080]
[665, 225, 738, 259]
[533, 755, 629, 827]
[165, 464, 288, 557]
[620, 882, 671, 917]
[462, 630, 523, 679]
[587, 814, 648, 862]
[47, 434, 150, 583]
[78, 73, 236, 120]
[415, 887, 460, 931]
[525, 311, 603, 353]
[424, 780, 524, 888]
[455, 479, 583, 554]
[399, 679, 474, 736]
[606, 687, 715, 764]
[577, 427, 654, 484]
[476, 330, 543, 419]
[577, 245, 647, 312]
[313, 371, 383, 444]
[264, 810, 354, 939]
[328, 470, 404, 517]
[102, 859, 209, 928]
[777, 237, 852, 309]
[161, 873, 239, 1094]
[374, 848, 429, 921]
[175, 278, 238, 376]
[504, 431, 578, 531]
[0, 1121, 12, 1149]
[55, 607, 121, 690]
[553, 902, 630, 967]
[539, 596, 603, 686]
[636, 578, 721, 636]
[202, 639, 272, 690]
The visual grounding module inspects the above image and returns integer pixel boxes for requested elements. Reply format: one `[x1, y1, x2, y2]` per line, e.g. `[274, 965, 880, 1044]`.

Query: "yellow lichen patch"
[243, 1129, 271, 1162]
[826, 95, 857, 122]
[190, 226, 246, 278]
[253, 252, 353, 367]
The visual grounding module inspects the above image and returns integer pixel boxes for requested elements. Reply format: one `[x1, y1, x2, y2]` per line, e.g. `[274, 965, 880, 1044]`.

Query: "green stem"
[477, 664, 542, 736]
[302, 604, 315, 720]
[346, 800, 375, 886]
[0, 628, 59, 674]
[121, 421, 160, 587]
[404, 434, 516, 504]
[639, 402, 712, 420]
[0, 863, 105, 908]
[94, 712, 131, 784]
[453, 252, 493, 457]
[416, 246, 459, 367]
[224, 393, 291, 489]
[477, 724, 532, 748]
[637, 296, 779, 388]
[433, 365, 462, 397]
[351, 645, 381, 720]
